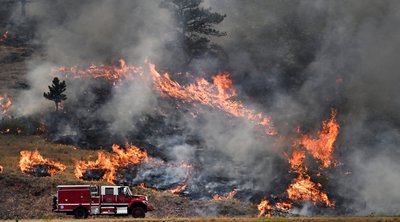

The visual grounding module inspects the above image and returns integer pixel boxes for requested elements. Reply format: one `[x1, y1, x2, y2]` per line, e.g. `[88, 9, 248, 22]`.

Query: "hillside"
[0, 135, 257, 219]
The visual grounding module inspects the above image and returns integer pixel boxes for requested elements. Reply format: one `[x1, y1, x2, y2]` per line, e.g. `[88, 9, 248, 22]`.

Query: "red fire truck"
[52, 185, 155, 218]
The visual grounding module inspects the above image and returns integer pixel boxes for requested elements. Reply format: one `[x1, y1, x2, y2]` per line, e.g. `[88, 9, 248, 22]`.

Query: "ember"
[212, 189, 237, 200]
[19, 150, 66, 176]
[0, 95, 12, 114]
[0, 31, 8, 44]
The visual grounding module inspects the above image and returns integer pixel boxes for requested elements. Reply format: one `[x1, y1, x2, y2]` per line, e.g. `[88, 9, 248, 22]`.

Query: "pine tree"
[43, 77, 67, 112]
[162, 0, 227, 69]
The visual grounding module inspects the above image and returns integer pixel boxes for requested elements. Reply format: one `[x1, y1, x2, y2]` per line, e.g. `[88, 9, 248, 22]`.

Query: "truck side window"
[105, 188, 114, 195]
[118, 187, 124, 195]
[90, 186, 98, 196]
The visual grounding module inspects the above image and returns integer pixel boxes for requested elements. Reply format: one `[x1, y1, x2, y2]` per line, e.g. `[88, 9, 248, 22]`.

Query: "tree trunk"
[55, 102, 58, 112]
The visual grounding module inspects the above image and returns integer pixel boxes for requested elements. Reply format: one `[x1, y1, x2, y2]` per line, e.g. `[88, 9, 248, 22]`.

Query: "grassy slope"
[1, 46, 399, 222]
[0, 135, 257, 219]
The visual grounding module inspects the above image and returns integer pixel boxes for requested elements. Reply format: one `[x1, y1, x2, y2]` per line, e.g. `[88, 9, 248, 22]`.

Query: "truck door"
[117, 187, 130, 204]
[102, 187, 117, 204]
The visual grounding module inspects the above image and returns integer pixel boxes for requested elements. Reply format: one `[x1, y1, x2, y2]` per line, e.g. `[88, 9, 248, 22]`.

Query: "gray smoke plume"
[204, 0, 400, 214]
[8, 0, 400, 215]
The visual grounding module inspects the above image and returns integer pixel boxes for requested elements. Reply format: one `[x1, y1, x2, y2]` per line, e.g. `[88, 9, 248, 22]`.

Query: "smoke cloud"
[8, 0, 400, 215]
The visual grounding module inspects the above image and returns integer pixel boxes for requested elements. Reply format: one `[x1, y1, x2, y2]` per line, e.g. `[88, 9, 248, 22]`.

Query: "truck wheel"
[131, 207, 145, 218]
[74, 207, 88, 219]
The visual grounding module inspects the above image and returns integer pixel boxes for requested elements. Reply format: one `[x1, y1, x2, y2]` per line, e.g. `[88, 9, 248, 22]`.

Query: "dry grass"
[0, 135, 110, 219]
[0, 135, 257, 219]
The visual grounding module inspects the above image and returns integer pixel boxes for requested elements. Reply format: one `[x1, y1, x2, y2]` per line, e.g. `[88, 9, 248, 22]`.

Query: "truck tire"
[74, 207, 88, 219]
[131, 207, 145, 218]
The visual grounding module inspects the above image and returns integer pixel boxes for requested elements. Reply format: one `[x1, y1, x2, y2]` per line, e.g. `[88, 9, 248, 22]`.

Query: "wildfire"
[48, 60, 340, 214]
[257, 199, 292, 217]
[0, 95, 12, 114]
[50, 59, 143, 82]
[48, 60, 277, 135]
[148, 63, 277, 135]
[75, 144, 148, 183]
[296, 110, 339, 168]
[283, 110, 338, 208]
[275, 202, 293, 211]
[169, 184, 187, 194]
[212, 189, 237, 200]
[19, 150, 66, 176]
[137, 183, 146, 188]
[258, 110, 339, 217]
[0, 31, 8, 44]
[258, 199, 273, 217]
[286, 173, 333, 207]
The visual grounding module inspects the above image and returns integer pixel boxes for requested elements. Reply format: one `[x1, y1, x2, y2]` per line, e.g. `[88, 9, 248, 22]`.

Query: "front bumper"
[147, 204, 155, 211]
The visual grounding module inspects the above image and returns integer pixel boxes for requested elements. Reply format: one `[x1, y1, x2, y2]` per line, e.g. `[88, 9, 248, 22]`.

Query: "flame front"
[75, 144, 148, 183]
[19, 150, 66, 176]
[50, 60, 340, 214]
[148, 63, 276, 135]
[50, 59, 143, 82]
[287, 173, 333, 207]
[0, 95, 12, 114]
[212, 189, 238, 201]
[258, 199, 273, 217]
[296, 110, 339, 168]
[169, 184, 188, 194]
[283, 110, 338, 208]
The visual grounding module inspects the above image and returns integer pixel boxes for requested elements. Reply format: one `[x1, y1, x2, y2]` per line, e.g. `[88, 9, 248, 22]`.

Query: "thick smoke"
[205, 0, 400, 214]
[9, 0, 400, 215]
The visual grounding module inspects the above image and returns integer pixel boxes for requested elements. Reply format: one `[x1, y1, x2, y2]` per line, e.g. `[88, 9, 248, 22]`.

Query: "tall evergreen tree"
[162, 0, 227, 69]
[43, 77, 67, 112]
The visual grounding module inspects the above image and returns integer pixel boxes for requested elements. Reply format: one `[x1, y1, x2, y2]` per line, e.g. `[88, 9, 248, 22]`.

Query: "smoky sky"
[9, 0, 400, 215]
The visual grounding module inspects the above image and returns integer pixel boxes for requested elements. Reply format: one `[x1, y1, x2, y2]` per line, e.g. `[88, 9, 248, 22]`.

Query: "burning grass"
[75, 144, 148, 183]
[19, 149, 66, 177]
[0, 94, 12, 114]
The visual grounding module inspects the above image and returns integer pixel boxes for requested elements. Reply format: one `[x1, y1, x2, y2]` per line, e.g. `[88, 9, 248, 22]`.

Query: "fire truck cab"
[53, 185, 154, 218]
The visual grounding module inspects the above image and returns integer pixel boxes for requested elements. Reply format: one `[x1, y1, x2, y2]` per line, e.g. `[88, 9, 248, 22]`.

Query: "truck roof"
[57, 185, 95, 188]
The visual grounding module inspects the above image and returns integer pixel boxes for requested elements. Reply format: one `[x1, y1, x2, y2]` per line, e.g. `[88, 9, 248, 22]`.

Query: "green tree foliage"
[162, 0, 227, 69]
[43, 77, 67, 112]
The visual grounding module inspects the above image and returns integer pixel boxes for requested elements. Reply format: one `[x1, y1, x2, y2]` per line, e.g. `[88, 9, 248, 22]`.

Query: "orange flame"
[75, 144, 148, 183]
[296, 110, 339, 168]
[287, 173, 333, 207]
[283, 110, 338, 208]
[19, 150, 66, 176]
[0, 95, 12, 114]
[169, 184, 188, 194]
[50, 59, 143, 82]
[137, 183, 146, 188]
[212, 189, 238, 201]
[258, 199, 273, 217]
[148, 63, 277, 135]
[0, 165, 3, 173]
[49, 61, 276, 135]
[275, 202, 293, 211]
